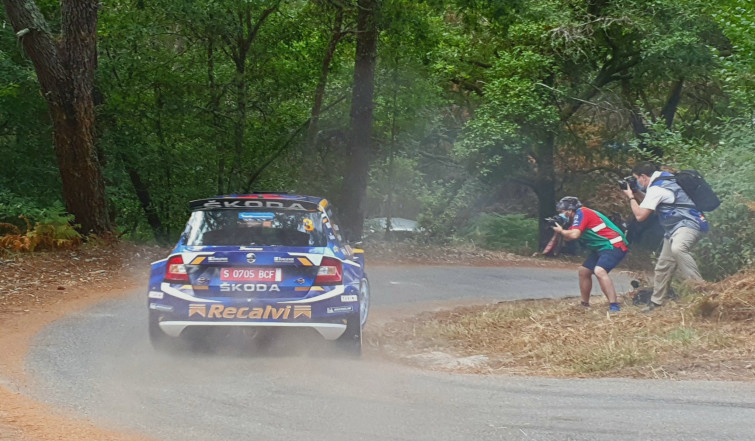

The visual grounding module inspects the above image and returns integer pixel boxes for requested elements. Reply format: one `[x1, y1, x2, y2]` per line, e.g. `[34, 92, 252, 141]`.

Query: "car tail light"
[314, 257, 342, 285]
[165, 255, 189, 283]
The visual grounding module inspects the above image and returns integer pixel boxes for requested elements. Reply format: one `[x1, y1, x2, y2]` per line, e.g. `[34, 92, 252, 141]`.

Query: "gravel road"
[25, 266, 755, 441]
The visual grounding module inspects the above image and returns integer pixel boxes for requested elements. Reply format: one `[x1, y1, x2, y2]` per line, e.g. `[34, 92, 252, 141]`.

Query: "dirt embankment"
[0, 244, 166, 441]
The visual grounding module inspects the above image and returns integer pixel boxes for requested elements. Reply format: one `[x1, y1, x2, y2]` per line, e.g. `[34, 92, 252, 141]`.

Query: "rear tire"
[359, 276, 370, 329]
[149, 311, 180, 352]
[336, 313, 362, 356]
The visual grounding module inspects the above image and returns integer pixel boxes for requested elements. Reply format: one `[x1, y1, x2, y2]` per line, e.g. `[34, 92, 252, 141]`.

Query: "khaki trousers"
[651, 226, 704, 305]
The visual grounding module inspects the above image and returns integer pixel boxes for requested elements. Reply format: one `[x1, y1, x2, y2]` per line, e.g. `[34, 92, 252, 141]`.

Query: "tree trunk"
[661, 78, 684, 129]
[384, 53, 400, 241]
[2, 0, 111, 234]
[220, 4, 279, 193]
[207, 36, 227, 196]
[533, 135, 556, 247]
[124, 161, 169, 245]
[341, 0, 380, 241]
[306, 6, 344, 152]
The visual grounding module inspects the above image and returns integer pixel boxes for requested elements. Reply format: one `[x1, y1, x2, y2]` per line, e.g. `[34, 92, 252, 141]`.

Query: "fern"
[0, 208, 82, 253]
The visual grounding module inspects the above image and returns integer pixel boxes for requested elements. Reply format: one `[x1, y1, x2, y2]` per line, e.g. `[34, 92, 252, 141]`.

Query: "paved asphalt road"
[24, 266, 755, 441]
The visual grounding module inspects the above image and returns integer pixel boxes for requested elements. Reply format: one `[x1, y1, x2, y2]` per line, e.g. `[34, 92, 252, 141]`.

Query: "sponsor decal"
[274, 256, 295, 264]
[220, 283, 280, 292]
[197, 277, 209, 285]
[148, 291, 164, 299]
[239, 247, 263, 251]
[188, 304, 207, 317]
[302, 218, 315, 231]
[191, 256, 207, 264]
[340, 295, 358, 303]
[239, 212, 274, 221]
[208, 256, 229, 263]
[327, 306, 353, 314]
[149, 303, 173, 312]
[245, 253, 256, 264]
[188, 303, 311, 320]
[200, 200, 309, 211]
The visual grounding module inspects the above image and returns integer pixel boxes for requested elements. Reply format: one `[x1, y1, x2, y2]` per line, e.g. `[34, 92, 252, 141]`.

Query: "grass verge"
[373, 270, 755, 380]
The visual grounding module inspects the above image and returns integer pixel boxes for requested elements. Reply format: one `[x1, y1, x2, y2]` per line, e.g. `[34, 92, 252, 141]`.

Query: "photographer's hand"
[557, 224, 581, 241]
[622, 187, 635, 200]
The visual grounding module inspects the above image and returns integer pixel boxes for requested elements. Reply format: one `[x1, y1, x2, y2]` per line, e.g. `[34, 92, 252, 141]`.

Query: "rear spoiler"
[190, 197, 321, 212]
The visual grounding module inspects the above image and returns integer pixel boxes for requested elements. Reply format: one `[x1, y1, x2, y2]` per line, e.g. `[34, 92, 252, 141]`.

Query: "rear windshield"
[183, 209, 329, 247]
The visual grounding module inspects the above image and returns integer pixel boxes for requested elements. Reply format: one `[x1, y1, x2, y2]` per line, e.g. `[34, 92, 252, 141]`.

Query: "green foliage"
[677, 123, 755, 279]
[0, 19, 57, 202]
[3, 0, 754, 254]
[0, 191, 59, 227]
[367, 156, 425, 220]
[25, 212, 82, 251]
[711, 0, 755, 114]
[460, 213, 538, 254]
[0, 194, 81, 253]
[416, 177, 485, 243]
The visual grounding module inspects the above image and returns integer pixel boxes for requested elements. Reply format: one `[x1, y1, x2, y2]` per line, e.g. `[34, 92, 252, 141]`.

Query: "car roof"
[189, 193, 329, 212]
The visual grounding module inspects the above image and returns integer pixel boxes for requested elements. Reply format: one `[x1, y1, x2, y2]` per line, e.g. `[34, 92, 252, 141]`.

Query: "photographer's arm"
[553, 224, 582, 241]
[629, 199, 653, 222]
[622, 187, 653, 222]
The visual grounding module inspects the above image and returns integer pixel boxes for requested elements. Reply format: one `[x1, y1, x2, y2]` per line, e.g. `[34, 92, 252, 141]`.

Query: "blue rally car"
[147, 193, 369, 355]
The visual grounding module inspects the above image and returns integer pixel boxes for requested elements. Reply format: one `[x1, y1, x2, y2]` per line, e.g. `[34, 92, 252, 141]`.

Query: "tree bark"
[533, 135, 556, 247]
[2, 0, 111, 234]
[661, 78, 684, 129]
[124, 161, 169, 245]
[220, 3, 279, 193]
[207, 36, 228, 196]
[306, 6, 344, 152]
[340, 0, 380, 241]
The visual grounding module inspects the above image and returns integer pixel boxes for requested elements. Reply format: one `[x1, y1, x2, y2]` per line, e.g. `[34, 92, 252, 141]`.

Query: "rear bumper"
[158, 320, 346, 340]
[148, 282, 359, 340]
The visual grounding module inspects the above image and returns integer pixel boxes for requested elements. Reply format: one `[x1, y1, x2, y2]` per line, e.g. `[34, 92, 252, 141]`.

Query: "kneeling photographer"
[551, 197, 629, 312]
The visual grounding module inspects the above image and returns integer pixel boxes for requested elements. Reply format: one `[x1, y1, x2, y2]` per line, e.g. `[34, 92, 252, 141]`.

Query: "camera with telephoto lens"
[544, 216, 569, 228]
[618, 175, 638, 191]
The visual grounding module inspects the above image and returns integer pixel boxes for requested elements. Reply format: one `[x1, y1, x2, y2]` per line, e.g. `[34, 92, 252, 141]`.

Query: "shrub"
[0, 194, 82, 253]
[460, 213, 538, 254]
[683, 125, 755, 279]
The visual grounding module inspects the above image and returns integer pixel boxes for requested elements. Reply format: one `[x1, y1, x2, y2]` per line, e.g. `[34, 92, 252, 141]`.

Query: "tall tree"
[306, 1, 346, 152]
[451, 0, 727, 243]
[341, 0, 380, 241]
[2, 0, 111, 234]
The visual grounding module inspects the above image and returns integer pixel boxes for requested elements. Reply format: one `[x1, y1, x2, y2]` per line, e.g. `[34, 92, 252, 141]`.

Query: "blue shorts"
[582, 247, 627, 273]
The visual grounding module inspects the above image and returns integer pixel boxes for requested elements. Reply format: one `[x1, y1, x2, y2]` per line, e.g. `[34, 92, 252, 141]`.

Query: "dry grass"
[373, 270, 755, 381]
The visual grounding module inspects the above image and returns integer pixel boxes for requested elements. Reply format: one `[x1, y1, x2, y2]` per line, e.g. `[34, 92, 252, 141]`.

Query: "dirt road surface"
[1, 246, 753, 440]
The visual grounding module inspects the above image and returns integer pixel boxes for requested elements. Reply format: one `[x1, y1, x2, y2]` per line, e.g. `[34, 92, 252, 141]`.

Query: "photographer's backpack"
[657, 170, 721, 212]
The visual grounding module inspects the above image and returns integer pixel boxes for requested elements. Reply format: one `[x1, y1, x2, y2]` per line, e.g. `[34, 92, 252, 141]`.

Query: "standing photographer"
[621, 162, 709, 312]
[551, 196, 628, 312]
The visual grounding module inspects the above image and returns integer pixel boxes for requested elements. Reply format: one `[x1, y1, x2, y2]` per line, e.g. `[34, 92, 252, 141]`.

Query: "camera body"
[544, 216, 569, 228]
[618, 175, 638, 191]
